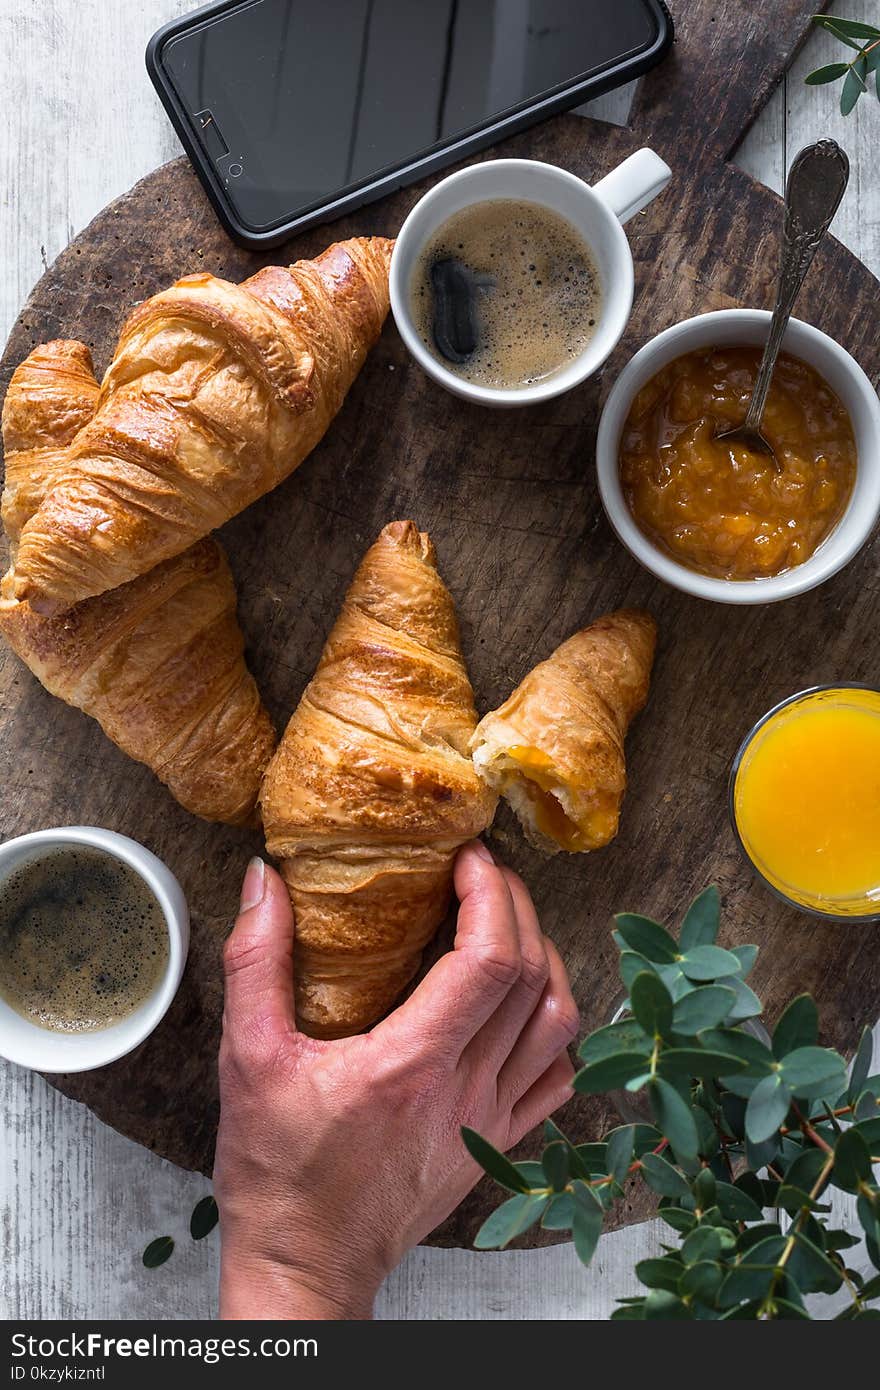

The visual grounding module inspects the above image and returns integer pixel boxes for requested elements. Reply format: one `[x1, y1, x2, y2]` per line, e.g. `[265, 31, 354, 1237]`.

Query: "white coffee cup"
[390, 150, 671, 407]
[0, 826, 189, 1073]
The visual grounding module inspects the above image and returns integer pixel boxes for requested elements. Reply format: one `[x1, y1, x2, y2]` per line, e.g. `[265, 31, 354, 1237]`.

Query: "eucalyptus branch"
[462, 886, 880, 1320]
[806, 14, 880, 114]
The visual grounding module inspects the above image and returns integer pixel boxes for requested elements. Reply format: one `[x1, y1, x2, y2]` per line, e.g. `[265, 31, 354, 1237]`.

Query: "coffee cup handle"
[591, 148, 672, 225]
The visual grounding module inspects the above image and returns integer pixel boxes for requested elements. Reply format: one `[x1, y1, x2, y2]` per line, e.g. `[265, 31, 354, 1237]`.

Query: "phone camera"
[228, 162, 244, 179]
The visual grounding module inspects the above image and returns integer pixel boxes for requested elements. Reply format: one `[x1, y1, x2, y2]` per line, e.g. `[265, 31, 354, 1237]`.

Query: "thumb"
[222, 857, 297, 1054]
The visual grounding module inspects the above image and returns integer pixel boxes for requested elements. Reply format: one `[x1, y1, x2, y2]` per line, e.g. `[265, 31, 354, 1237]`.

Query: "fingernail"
[470, 839, 495, 864]
[239, 856, 266, 912]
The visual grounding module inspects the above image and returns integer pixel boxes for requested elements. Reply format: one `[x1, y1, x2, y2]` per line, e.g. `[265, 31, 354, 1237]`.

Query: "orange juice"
[732, 687, 880, 918]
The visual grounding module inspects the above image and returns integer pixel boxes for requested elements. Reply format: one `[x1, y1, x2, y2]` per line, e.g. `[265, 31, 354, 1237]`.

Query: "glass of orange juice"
[730, 685, 880, 920]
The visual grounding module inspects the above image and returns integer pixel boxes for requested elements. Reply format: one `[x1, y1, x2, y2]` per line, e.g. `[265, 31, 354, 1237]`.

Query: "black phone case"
[146, 0, 674, 250]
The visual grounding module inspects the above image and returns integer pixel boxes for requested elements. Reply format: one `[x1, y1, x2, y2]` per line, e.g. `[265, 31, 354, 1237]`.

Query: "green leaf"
[854, 1090, 879, 1121]
[649, 1077, 700, 1161]
[731, 944, 759, 977]
[672, 986, 736, 1034]
[824, 1228, 862, 1253]
[855, 1116, 880, 1147]
[789, 1233, 843, 1294]
[679, 1260, 722, 1303]
[804, 61, 850, 84]
[474, 1194, 549, 1249]
[573, 1052, 652, 1094]
[643, 1288, 692, 1319]
[189, 1195, 219, 1241]
[715, 1181, 764, 1222]
[745, 1073, 790, 1143]
[812, 15, 868, 48]
[841, 56, 868, 115]
[679, 886, 721, 950]
[701, 1028, 774, 1072]
[833, 1128, 873, 1193]
[779, 1047, 847, 1101]
[541, 1192, 575, 1230]
[570, 1180, 604, 1266]
[718, 1263, 778, 1308]
[694, 1167, 717, 1210]
[143, 1236, 174, 1269]
[636, 1256, 683, 1292]
[619, 950, 659, 990]
[814, 15, 880, 40]
[784, 1146, 829, 1193]
[658, 1201, 696, 1234]
[610, 1304, 645, 1320]
[773, 1297, 812, 1320]
[679, 945, 741, 981]
[715, 975, 762, 1023]
[640, 1151, 692, 1198]
[630, 971, 673, 1038]
[659, 1047, 747, 1079]
[772, 995, 818, 1058]
[614, 913, 678, 963]
[542, 1118, 592, 1180]
[606, 1126, 634, 1185]
[578, 1017, 650, 1064]
[681, 1226, 722, 1264]
[849, 1026, 875, 1103]
[461, 1127, 531, 1192]
[513, 1161, 547, 1186]
[541, 1141, 569, 1192]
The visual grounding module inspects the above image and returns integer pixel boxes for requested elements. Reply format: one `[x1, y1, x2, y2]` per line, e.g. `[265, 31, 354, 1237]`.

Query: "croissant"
[9, 236, 393, 614]
[0, 341, 276, 825]
[470, 610, 656, 854]
[260, 520, 496, 1038]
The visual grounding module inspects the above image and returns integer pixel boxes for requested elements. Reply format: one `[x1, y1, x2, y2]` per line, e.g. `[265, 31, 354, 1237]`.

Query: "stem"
[756, 1153, 835, 1319]
[791, 1101, 834, 1155]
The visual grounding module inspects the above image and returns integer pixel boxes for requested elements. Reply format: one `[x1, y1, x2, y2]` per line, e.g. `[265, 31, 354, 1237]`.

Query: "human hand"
[214, 841, 579, 1320]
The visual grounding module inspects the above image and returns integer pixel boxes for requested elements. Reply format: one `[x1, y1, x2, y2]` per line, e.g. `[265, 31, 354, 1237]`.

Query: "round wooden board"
[2, 1, 878, 1249]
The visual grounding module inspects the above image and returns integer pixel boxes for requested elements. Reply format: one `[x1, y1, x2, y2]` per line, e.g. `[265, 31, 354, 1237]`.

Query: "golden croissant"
[9, 236, 393, 614]
[0, 340, 276, 825]
[470, 610, 656, 854]
[261, 520, 496, 1038]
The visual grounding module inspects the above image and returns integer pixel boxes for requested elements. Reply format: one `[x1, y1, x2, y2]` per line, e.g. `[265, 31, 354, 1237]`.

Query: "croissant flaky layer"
[470, 610, 657, 855]
[10, 236, 394, 614]
[1, 340, 276, 825]
[261, 520, 496, 1038]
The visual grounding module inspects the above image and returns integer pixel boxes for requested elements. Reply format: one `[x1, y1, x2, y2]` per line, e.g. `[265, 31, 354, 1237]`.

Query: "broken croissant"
[10, 236, 393, 614]
[470, 610, 656, 854]
[0, 340, 276, 825]
[260, 520, 496, 1038]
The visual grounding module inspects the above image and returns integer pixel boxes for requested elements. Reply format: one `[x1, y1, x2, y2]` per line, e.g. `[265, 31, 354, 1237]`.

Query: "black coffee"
[410, 198, 601, 389]
[0, 847, 168, 1033]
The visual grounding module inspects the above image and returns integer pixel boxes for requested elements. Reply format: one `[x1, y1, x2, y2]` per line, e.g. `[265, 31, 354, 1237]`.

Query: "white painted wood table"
[1, 0, 878, 1321]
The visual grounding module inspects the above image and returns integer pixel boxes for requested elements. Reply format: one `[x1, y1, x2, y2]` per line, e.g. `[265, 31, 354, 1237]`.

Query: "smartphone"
[147, 0, 673, 249]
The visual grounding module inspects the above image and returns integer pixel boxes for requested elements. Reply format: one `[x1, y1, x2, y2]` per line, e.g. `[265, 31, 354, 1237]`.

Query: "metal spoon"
[715, 139, 849, 465]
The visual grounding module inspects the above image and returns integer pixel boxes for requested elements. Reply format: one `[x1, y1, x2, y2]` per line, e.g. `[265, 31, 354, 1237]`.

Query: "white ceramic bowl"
[390, 151, 671, 407]
[0, 827, 189, 1072]
[596, 309, 880, 604]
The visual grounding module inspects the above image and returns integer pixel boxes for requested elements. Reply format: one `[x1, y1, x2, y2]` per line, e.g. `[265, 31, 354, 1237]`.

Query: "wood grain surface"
[1, 0, 878, 1256]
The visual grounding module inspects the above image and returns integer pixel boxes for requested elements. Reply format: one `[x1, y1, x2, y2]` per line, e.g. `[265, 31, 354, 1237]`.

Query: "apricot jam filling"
[507, 746, 617, 851]
[619, 346, 856, 581]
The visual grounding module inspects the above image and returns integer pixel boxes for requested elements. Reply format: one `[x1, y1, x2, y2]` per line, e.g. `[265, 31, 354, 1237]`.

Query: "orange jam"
[508, 746, 618, 851]
[619, 346, 856, 580]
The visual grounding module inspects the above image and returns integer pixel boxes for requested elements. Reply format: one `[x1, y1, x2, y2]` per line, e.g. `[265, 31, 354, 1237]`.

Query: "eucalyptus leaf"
[772, 995, 819, 1058]
[606, 1126, 634, 1185]
[745, 1073, 790, 1144]
[640, 1151, 692, 1198]
[570, 1180, 604, 1266]
[658, 1047, 748, 1079]
[788, 1233, 843, 1294]
[779, 1047, 848, 1101]
[578, 1017, 650, 1064]
[643, 1289, 692, 1320]
[679, 886, 721, 950]
[672, 985, 736, 1034]
[636, 1256, 683, 1292]
[474, 1193, 549, 1249]
[718, 1263, 778, 1308]
[542, 1118, 592, 1180]
[715, 1181, 764, 1222]
[841, 57, 868, 115]
[143, 1236, 174, 1269]
[805, 61, 850, 84]
[620, 950, 660, 990]
[630, 971, 673, 1039]
[730, 944, 759, 977]
[649, 1077, 700, 1162]
[784, 1145, 829, 1193]
[814, 15, 880, 39]
[541, 1192, 575, 1230]
[614, 913, 678, 963]
[189, 1195, 219, 1241]
[461, 1127, 531, 1193]
[681, 1226, 722, 1265]
[541, 1141, 569, 1192]
[833, 1128, 873, 1193]
[573, 1052, 652, 1094]
[714, 975, 762, 1022]
[657, 1203, 696, 1234]
[679, 944, 741, 981]
[679, 1260, 723, 1303]
[848, 1025, 875, 1103]
[700, 1028, 774, 1072]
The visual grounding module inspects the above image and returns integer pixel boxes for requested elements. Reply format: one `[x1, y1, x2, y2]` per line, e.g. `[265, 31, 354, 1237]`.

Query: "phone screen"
[161, 0, 659, 233]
